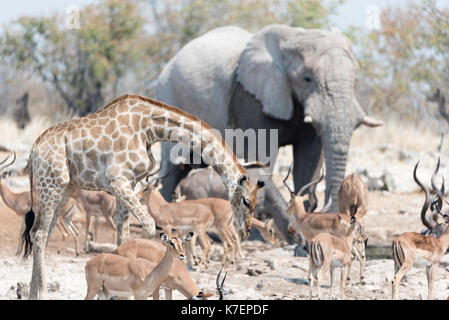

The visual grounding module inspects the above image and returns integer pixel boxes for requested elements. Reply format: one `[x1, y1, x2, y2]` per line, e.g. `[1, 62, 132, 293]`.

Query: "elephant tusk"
[361, 116, 383, 127]
[304, 115, 313, 123]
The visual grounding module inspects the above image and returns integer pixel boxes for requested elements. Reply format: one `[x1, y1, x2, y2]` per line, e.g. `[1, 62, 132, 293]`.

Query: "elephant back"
[155, 26, 252, 132]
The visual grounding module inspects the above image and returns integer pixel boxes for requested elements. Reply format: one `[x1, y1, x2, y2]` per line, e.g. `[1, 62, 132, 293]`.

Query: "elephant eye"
[303, 75, 313, 83]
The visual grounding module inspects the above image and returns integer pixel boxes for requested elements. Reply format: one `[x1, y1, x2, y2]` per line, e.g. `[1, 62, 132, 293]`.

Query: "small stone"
[246, 268, 263, 276]
[399, 150, 416, 161]
[48, 281, 60, 292]
[265, 259, 275, 270]
[399, 209, 407, 215]
[256, 281, 264, 290]
[378, 144, 392, 153]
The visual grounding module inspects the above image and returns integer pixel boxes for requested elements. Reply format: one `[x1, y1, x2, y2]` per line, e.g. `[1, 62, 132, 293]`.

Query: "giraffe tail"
[19, 153, 35, 259]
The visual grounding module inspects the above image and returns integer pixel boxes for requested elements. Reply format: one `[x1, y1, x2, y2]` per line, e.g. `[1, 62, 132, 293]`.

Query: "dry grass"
[350, 118, 444, 152]
[0, 116, 51, 149]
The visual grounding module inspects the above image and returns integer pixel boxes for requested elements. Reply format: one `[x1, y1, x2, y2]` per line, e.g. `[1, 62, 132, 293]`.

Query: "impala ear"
[183, 232, 194, 242]
[237, 26, 294, 121]
[265, 218, 273, 228]
[160, 233, 169, 243]
[337, 215, 348, 227]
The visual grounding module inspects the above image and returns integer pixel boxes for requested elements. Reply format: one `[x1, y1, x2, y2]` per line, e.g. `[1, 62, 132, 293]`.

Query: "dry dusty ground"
[1, 180, 448, 300]
[2, 121, 449, 300]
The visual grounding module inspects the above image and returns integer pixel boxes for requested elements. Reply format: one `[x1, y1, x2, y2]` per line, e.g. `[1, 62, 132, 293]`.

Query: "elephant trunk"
[320, 83, 355, 212]
[323, 132, 351, 212]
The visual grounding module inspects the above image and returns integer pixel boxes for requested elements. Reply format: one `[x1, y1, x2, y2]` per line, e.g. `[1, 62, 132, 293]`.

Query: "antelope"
[174, 193, 275, 264]
[70, 188, 117, 252]
[138, 176, 214, 269]
[229, 217, 277, 261]
[283, 165, 366, 283]
[84, 232, 192, 300]
[309, 216, 365, 300]
[392, 160, 449, 300]
[115, 238, 212, 299]
[338, 173, 369, 219]
[249, 217, 276, 245]
[172, 193, 239, 265]
[173, 162, 292, 244]
[337, 173, 369, 283]
[0, 153, 80, 254]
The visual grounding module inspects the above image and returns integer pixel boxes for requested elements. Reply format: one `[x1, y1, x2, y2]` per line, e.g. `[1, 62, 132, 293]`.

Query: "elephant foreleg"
[293, 132, 323, 212]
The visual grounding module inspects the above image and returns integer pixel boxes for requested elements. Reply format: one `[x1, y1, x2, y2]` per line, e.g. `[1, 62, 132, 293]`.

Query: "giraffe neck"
[138, 98, 245, 194]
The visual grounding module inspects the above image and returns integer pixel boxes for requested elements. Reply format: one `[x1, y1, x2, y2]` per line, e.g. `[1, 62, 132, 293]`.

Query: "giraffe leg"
[111, 180, 155, 245]
[47, 185, 73, 247]
[29, 184, 71, 300]
[114, 202, 130, 246]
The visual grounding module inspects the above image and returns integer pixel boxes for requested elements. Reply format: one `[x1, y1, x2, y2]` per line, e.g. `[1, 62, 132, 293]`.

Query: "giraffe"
[20, 93, 265, 299]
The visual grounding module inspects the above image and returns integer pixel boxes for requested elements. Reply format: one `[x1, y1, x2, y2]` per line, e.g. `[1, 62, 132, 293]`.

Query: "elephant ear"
[236, 26, 293, 121]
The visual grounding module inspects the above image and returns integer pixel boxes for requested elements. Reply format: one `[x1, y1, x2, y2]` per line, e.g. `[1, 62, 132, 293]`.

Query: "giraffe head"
[231, 175, 265, 239]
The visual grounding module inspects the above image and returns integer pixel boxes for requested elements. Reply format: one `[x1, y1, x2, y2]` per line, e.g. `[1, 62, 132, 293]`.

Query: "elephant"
[154, 24, 383, 211]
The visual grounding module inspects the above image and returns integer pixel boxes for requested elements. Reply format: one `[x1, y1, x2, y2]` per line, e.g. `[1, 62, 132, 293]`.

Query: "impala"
[174, 193, 275, 264]
[309, 216, 365, 300]
[138, 176, 214, 269]
[115, 238, 212, 299]
[392, 160, 449, 300]
[84, 232, 192, 300]
[70, 188, 117, 252]
[0, 153, 80, 254]
[337, 173, 369, 283]
[283, 165, 366, 283]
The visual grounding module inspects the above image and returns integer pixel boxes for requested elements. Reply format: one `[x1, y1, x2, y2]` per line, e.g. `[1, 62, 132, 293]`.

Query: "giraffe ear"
[238, 175, 248, 186]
